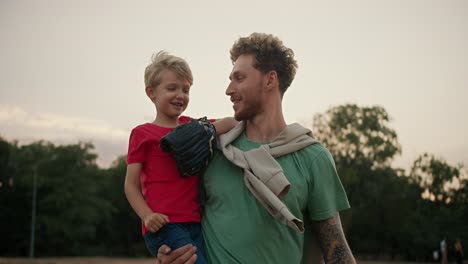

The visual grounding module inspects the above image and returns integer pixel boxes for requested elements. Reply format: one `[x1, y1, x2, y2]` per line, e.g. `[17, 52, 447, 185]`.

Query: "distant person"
[455, 238, 464, 264]
[156, 32, 356, 263]
[441, 237, 448, 264]
[124, 51, 236, 264]
[433, 249, 440, 262]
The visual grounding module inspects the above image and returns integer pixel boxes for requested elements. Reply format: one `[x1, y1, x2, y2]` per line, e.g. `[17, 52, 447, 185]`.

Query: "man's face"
[226, 54, 265, 121]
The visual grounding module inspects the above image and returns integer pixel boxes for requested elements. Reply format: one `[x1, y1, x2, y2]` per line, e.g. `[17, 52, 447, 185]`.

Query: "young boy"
[124, 51, 236, 263]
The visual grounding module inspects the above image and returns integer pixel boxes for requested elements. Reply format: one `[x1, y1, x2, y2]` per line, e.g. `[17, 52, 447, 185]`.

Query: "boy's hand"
[143, 212, 169, 232]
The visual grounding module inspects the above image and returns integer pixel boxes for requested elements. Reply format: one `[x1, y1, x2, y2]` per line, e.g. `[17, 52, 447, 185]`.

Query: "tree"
[313, 104, 401, 169]
[0, 139, 31, 256]
[311, 104, 421, 260]
[1, 140, 116, 256]
[453, 177, 468, 204]
[0, 137, 10, 187]
[409, 155, 467, 260]
[410, 153, 464, 204]
[96, 155, 147, 256]
[34, 142, 116, 255]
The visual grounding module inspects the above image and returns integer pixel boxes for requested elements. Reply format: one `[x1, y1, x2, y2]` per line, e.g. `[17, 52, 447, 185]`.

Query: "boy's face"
[149, 70, 191, 120]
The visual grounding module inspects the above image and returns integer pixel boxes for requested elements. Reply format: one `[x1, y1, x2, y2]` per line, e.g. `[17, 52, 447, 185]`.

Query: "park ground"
[0, 258, 431, 264]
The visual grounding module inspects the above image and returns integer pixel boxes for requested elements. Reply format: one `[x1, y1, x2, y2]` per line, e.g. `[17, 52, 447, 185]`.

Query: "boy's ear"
[145, 86, 155, 101]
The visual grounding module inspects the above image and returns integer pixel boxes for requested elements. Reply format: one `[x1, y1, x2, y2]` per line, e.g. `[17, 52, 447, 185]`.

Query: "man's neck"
[245, 107, 286, 143]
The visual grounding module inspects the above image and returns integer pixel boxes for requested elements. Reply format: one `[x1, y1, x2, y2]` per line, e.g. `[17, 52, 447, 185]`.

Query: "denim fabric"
[144, 222, 206, 264]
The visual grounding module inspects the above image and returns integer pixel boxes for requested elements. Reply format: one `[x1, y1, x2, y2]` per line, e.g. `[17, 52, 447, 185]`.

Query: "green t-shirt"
[202, 133, 350, 264]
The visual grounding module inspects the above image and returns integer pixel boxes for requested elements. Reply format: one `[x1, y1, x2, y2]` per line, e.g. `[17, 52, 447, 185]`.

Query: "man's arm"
[213, 117, 238, 135]
[311, 212, 356, 264]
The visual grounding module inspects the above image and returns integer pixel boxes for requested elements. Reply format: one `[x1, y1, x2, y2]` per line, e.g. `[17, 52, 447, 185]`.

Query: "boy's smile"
[149, 70, 191, 126]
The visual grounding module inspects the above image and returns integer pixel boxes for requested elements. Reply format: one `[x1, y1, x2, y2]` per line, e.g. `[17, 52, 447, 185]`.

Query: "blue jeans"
[144, 222, 207, 264]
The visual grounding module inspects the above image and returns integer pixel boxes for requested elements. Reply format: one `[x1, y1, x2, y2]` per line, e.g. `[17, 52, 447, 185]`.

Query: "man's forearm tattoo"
[313, 213, 356, 264]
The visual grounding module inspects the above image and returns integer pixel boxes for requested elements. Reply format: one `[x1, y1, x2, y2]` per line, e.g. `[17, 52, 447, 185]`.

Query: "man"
[441, 237, 448, 264]
[157, 32, 356, 263]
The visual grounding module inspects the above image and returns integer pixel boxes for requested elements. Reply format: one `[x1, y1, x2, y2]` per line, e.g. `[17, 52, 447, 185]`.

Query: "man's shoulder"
[301, 142, 330, 156]
[294, 143, 335, 164]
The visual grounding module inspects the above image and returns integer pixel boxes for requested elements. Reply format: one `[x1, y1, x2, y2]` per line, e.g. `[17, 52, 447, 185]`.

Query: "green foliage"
[312, 104, 467, 261]
[1, 103, 467, 261]
[313, 104, 401, 168]
[411, 153, 465, 204]
[95, 156, 148, 256]
[0, 139, 144, 257]
[0, 139, 31, 255]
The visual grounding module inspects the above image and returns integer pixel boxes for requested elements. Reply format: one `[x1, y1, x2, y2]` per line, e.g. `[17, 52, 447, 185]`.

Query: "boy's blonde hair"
[144, 51, 193, 89]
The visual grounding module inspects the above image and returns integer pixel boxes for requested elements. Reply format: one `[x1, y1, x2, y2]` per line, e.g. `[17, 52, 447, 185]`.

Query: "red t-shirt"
[127, 116, 201, 235]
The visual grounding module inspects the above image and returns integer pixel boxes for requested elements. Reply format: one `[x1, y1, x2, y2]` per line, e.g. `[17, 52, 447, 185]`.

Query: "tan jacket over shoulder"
[218, 121, 317, 232]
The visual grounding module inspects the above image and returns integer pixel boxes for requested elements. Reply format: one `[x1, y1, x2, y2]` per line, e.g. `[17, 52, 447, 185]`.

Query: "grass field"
[0, 258, 430, 264]
[1, 258, 153, 264]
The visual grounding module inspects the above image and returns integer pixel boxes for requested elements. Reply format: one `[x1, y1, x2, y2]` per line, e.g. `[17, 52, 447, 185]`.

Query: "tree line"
[1, 104, 466, 261]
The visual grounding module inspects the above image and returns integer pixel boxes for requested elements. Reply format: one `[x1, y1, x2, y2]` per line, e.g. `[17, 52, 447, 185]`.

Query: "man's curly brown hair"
[230, 32, 298, 96]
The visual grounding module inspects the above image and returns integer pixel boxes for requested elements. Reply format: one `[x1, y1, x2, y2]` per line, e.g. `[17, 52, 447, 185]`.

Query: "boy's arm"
[213, 117, 238, 135]
[124, 163, 168, 232]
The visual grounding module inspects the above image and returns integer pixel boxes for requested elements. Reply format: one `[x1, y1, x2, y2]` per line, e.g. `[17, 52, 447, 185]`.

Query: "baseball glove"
[160, 117, 217, 177]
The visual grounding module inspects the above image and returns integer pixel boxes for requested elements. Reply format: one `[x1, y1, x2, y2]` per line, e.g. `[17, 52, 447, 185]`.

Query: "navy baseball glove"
[160, 117, 217, 177]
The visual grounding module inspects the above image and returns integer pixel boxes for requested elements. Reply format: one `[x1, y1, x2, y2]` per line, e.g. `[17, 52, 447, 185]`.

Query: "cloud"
[0, 105, 129, 167]
[0, 105, 27, 122]
[0, 105, 128, 141]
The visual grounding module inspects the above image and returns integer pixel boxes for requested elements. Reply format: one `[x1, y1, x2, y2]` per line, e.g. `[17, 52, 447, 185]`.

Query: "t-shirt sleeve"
[307, 148, 350, 221]
[127, 128, 146, 164]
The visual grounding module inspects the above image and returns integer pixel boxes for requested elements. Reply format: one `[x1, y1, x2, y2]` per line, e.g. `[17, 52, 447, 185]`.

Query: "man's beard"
[234, 96, 263, 121]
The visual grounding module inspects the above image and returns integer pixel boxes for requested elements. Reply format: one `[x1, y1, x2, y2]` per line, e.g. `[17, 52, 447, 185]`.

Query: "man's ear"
[145, 86, 156, 101]
[265, 70, 279, 92]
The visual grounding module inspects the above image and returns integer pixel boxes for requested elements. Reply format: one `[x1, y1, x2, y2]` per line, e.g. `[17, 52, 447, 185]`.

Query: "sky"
[1, 0, 467, 171]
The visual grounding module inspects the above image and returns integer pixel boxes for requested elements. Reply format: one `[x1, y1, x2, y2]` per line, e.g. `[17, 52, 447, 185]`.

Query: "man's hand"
[143, 212, 169, 233]
[156, 244, 198, 264]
